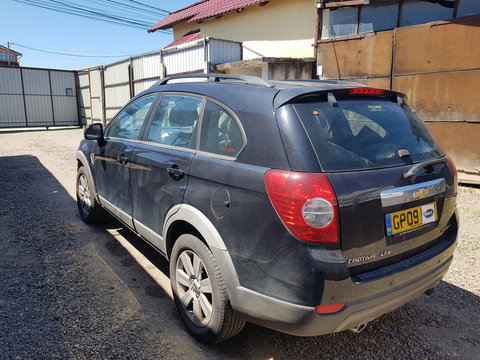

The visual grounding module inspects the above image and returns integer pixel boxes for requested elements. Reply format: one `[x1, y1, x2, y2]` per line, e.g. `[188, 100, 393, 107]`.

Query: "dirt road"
[0, 127, 479, 359]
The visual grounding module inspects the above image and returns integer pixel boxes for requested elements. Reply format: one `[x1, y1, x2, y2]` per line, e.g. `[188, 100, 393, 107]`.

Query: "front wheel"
[170, 234, 245, 343]
[76, 166, 106, 224]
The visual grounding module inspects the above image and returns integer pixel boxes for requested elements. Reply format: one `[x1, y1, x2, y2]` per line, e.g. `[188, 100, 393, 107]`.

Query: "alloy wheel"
[77, 174, 92, 216]
[175, 250, 213, 327]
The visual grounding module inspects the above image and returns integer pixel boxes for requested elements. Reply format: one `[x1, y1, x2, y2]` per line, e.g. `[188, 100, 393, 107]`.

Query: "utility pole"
[7, 42, 11, 66]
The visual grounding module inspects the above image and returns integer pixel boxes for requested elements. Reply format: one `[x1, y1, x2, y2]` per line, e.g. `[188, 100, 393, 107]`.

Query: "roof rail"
[272, 79, 365, 87]
[155, 73, 274, 88]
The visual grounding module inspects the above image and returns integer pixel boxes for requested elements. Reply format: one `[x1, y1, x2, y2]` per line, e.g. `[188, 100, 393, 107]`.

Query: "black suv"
[76, 74, 458, 343]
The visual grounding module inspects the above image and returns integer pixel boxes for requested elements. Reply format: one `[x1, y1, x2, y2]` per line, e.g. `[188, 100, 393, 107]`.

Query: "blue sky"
[1, 0, 193, 70]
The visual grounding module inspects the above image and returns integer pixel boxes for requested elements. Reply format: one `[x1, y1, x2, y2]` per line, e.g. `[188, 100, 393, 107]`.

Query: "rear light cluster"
[264, 170, 339, 244]
[349, 87, 385, 96]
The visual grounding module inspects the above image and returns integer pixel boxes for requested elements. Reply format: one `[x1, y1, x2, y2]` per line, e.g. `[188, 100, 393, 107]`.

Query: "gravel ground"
[0, 127, 479, 360]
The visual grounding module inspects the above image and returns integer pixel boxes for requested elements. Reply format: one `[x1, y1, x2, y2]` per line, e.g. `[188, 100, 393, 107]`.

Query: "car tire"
[170, 234, 245, 343]
[76, 166, 106, 224]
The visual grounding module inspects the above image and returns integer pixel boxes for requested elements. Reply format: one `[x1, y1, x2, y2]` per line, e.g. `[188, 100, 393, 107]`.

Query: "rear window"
[292, 98, 443, 172]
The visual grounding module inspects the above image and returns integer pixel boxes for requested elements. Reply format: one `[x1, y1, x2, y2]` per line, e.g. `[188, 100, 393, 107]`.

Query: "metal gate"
[77, 38, 242, 126]
[0, 66, 80, 128]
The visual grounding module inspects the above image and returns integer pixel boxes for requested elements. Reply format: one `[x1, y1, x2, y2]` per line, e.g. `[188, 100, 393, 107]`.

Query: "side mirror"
[84, 123, 105, 145]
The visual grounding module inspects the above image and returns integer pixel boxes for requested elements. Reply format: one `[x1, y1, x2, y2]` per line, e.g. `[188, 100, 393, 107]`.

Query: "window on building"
[457, 0, 480, 17]
[1, 52, 16, 62]
[400, 0, 454, 27]
[321, 7, 358, 39]
[320, 0, 468, 40]
[360, 4, 398, 33]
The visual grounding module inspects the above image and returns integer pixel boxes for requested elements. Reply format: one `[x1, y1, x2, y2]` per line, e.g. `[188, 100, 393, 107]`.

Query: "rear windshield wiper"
[403, 156, 447, 182]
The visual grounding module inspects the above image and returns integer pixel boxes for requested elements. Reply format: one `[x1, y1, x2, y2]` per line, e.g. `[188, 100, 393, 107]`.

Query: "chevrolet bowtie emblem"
[413, 188, 428, 199]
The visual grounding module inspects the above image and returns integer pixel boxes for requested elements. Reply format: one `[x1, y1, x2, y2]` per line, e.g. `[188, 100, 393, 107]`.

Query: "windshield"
[292, 98, 444, 172]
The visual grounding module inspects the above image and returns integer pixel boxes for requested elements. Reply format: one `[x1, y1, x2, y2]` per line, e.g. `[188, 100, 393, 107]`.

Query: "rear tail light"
[302, 198, 334, 228]
[264, 170, 339, 244]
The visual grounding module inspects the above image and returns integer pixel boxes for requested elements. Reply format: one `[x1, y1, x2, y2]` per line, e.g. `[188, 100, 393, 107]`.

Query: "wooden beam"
[324, 0, 399, 8]
[324, 1, 366, 8]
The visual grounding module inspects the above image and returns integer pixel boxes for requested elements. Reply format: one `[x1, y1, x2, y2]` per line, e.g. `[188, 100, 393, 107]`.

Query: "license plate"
[385, 202, 437, 236]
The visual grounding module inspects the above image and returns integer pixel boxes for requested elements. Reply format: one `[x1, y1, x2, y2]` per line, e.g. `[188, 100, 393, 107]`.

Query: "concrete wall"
[173, 0, 316, 59]
[317, 15, 480, 183]
[217, 58, 314, 80]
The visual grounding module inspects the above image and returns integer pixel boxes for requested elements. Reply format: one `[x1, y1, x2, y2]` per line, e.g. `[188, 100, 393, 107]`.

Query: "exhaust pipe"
[350, 323, 368, 333]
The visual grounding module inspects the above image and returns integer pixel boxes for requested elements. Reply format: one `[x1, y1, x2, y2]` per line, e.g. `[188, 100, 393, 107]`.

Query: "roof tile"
[165, 31, 202, 48]
[149, 0, 267, 32]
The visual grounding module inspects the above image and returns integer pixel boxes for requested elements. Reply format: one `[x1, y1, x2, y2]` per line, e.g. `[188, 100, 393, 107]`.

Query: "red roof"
[165, 31, 202, 48]
[0, 45, 22, 56]
[149, 0, 268, 32]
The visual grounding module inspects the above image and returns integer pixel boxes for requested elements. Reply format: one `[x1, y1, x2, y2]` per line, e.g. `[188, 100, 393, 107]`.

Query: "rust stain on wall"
[394, 16, 480, 75]
[427, 122, 480, 181]
[393, 71, 480, 122]
[318, 32, 393, 79]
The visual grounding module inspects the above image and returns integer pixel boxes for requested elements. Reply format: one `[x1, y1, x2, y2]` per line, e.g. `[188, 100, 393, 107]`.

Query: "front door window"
[107, 95, 156, 140]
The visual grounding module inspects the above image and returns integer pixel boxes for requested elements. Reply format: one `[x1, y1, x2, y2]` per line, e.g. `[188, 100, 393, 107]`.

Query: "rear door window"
[292, 98, 443, 172]
[147, 94, 202, 148]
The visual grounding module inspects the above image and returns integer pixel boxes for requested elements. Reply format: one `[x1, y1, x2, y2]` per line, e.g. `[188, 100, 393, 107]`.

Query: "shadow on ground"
[1, 154, 478, 359]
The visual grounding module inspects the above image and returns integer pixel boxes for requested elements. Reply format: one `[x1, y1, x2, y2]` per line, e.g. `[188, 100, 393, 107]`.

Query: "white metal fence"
[0, 38, 242, 128]
[78, 37, 242, 125]
[0, 66, 79, 128]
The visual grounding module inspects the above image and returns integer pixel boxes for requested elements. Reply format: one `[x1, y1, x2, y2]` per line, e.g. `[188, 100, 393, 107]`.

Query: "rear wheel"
[170, 234, 245, 343]
[76, 166, 106, 223]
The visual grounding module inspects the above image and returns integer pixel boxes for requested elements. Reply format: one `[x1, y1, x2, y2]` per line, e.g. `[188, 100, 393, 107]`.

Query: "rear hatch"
[288, 88, 457, 275]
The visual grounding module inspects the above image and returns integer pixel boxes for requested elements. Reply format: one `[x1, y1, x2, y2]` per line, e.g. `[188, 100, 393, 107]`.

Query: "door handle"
[118, 154, 128, 165]
[167, 166, 184, 180]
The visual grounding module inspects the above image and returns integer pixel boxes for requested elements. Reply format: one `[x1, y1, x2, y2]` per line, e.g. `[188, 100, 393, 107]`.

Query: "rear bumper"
[226, 236, 456, 336]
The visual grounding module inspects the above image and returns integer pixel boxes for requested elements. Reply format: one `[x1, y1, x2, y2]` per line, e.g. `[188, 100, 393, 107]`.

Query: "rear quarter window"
[292, 98, 443, 172]
[199, 101, 245, 158]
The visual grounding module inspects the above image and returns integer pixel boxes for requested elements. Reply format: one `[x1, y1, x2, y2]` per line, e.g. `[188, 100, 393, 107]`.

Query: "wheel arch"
[76, 150, 97, 197]
[163, 204, 228, 258]
[163, 205, 241, 303]
[165, 219, 203, 259]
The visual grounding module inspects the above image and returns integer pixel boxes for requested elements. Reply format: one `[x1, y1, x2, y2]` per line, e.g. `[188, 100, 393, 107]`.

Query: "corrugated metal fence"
[79, 38, 242, 125]
[0, 66, 79, 128]
[0, 38, 241, 128]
